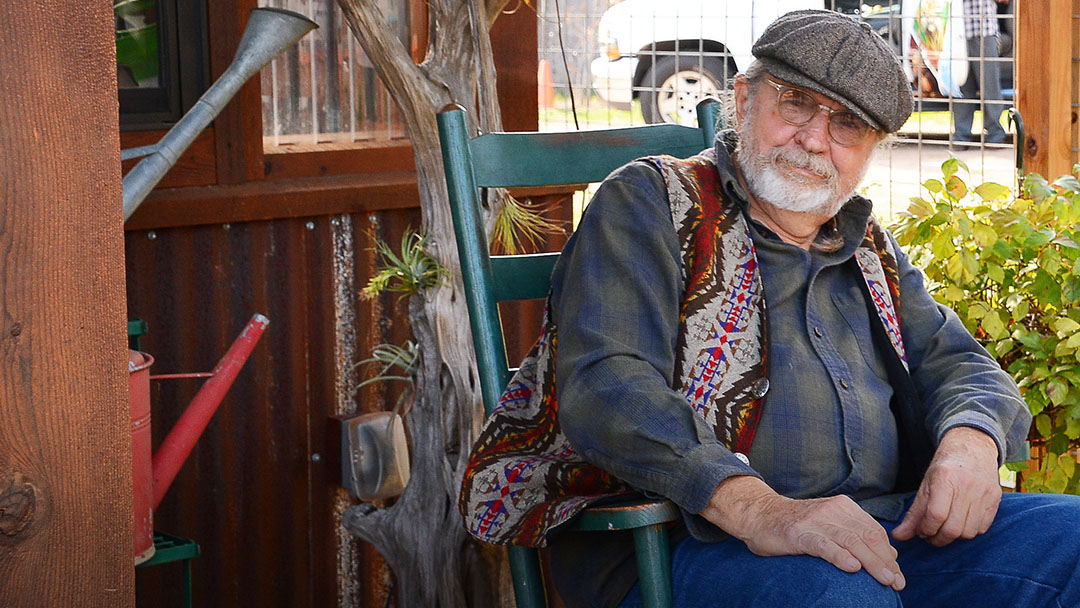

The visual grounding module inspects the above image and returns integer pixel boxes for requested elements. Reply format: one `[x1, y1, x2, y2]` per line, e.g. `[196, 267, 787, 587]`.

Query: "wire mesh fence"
[538, 0, 1020, 216]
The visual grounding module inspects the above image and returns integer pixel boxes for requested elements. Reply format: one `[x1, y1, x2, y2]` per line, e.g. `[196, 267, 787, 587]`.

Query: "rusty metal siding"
[128, 211, 416, 608]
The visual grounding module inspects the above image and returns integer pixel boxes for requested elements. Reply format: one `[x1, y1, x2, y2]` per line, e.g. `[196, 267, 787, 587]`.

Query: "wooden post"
[1016, 0, 1074, 178]
[0, 3, 133, 606]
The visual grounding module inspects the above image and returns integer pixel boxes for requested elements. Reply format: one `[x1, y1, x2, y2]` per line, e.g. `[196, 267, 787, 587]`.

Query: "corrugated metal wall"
[127, 210, 418, 607]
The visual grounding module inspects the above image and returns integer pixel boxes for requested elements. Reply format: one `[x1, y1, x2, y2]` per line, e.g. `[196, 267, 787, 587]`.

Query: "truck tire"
[639, 54, 730, 125]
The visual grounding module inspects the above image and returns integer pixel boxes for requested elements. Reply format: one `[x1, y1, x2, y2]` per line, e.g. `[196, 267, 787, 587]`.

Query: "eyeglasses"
[763, 79, 875, 147]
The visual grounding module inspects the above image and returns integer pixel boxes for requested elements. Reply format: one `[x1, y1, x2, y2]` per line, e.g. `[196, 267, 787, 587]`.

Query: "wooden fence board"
[0, 2, 132, 605]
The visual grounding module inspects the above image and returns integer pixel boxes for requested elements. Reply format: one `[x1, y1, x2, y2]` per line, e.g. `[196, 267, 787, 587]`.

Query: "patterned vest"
[459, 149, 907, 548]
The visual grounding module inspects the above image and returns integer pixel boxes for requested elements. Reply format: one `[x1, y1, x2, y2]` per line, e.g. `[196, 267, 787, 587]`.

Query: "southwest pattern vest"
[459, 149, 907, 548]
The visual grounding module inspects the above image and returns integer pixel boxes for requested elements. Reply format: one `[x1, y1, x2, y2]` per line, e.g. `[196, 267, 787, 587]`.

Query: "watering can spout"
[122, 8, 317, 221]
[150, 314, 270, 509]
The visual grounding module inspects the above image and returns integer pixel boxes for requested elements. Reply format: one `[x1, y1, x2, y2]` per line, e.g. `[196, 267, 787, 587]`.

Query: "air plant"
[362, 231, 448, 300]
[490, 192, 566, 255]
[350, 340, 419, 419]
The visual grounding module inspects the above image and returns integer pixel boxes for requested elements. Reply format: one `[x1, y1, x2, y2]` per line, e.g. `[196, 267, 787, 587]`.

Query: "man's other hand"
[701, 476, 906, 591]
[892, 426, 1002, 547]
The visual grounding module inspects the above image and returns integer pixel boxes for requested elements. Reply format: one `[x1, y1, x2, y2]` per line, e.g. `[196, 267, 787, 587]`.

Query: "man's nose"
[794, 110, 830, 153]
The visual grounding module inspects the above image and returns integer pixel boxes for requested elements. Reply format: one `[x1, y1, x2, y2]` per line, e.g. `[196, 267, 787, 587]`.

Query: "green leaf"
[1034, 270, 1063, 307]
[1065, 332, 1080, 349]
[931, 230, 956, 259]
[961, 250, 979, 282]
[1024, 173, 1055, 202]
[987, 263, 1005, 284]
[1054, 175, 1080, 193]
[974, 182, 1011, 201]
[1039, 247, 1063, 275]
[923, 179, 943, 194]
[908, 197, 935, 218]
[1064, 278, 1080, 304]
[1054, 234, 1080, 250]
[992, 239, 1018, 259]
[1025, 230, 1053, 248]
[1036, 413, 1053, 437]
[1066, 416, 1080, 440]
[972, 224, 998, 248]
[928, 209, 950, 226]
[942, 157, 969, 179]
[946, 175, 968, 200]
[1047, 378, 1069, 406]
[968, 302, 991, 320]
[944, 285, 966, 303]
[945, 253, 964, 283]
[1053, 318, 1080, 335]
[983, 311, 1008, 340]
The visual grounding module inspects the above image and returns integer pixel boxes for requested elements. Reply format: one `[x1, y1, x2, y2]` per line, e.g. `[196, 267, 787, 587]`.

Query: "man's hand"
[701, 476, 905, 591]
[892, 426, 1001, 547]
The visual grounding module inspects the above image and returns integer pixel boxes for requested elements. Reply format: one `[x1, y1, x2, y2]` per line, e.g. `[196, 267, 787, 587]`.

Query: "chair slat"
[470, 125, 712, 187]
[491, 253, 559, 302]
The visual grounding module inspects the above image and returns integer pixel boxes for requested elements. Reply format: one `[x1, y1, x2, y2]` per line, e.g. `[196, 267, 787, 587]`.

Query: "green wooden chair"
[438, 100, 722, 608]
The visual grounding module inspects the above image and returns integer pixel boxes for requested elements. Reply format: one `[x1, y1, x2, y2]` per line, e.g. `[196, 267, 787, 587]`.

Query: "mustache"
[770, 147, 837, 183]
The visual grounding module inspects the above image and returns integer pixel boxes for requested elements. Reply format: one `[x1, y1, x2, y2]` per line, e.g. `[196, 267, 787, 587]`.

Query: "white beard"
[735, 112, 865, 217]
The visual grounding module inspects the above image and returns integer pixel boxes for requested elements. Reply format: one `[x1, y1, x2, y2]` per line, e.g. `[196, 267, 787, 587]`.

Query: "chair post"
[696, 97, 722, 148]
[438, 105, 549, 608]
[437, 104, 512, 416]
[508, 545, 549, 608]
[632, 524, 673, 608]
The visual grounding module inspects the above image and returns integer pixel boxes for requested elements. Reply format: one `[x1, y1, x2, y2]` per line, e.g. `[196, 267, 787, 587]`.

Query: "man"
[952, 0, 1010, 145]
[461, 9, 1080, 607]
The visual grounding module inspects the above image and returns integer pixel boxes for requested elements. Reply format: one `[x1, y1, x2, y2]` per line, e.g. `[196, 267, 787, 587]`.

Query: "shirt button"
[750, 377, 770, 399]
[840, 379, 850, 390]
[734, 452, 750, 466]
[813, 327, 823, 338]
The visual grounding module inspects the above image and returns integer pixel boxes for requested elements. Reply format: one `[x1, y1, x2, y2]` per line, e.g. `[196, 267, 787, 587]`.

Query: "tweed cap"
[752, 9, 913, 133]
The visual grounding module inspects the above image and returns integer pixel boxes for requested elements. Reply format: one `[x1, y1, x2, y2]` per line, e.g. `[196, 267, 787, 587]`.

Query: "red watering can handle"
[151, 313, 269, 509]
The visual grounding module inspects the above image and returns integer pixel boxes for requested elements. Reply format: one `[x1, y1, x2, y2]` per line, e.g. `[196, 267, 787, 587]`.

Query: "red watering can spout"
[150, 313, 269, 509]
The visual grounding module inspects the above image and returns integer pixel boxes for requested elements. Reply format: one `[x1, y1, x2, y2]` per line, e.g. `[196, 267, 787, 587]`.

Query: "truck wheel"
[639, 55, 730, 125]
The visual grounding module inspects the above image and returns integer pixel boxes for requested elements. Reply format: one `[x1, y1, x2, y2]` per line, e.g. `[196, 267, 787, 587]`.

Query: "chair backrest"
[439, 101, 722, 419]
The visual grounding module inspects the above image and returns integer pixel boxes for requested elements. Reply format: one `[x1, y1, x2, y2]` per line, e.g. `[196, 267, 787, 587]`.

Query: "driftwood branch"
[335, 0, 511, 605]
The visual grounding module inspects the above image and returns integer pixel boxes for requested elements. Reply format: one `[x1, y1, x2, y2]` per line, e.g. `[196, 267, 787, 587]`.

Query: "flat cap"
[752, 9, 913, 133]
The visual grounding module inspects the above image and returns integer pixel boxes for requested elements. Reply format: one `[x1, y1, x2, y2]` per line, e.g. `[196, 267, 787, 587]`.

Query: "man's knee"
[750, 557, 901, 608]
[675, 553, 900, 608]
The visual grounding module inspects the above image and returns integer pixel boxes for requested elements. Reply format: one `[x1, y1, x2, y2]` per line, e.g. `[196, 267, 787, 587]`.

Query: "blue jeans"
[619, 493, 1080, 608]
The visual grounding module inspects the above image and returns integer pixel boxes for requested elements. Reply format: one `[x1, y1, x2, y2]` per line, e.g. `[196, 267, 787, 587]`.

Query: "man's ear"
[733, 75, 749, 124]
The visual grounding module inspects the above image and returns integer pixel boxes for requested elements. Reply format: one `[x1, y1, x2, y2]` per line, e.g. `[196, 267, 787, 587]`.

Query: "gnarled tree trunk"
[335, 0, 512, 605]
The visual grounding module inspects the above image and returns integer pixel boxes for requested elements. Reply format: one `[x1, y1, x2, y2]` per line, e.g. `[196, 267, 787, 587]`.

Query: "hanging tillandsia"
[489, 191, 566, 255]
[350, 340, 419, 419]
[362, 230, 449, 300]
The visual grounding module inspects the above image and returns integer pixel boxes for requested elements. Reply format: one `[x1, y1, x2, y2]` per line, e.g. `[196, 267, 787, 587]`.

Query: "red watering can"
[129, 314, 269, 564]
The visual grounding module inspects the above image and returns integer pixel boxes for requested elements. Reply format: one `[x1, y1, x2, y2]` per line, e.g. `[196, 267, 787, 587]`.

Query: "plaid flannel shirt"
[964, 0, 1000, 38]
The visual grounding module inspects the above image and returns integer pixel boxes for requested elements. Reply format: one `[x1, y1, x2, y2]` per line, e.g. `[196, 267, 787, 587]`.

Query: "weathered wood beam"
[0, 2, 132, 605]
[1016, 0, 1074, 178]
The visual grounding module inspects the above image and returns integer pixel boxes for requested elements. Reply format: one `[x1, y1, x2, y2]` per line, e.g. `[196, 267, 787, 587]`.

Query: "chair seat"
[570, 495, 680, 532]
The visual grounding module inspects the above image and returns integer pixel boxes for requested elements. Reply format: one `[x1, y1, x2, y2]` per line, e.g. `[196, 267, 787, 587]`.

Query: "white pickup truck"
[589, 0, 856, 123]
[590, 0, 1012, 125]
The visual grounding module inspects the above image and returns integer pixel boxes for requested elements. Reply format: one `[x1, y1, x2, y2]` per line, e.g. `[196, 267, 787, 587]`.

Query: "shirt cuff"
[937, 411, 1007, 465]
[667, 442, 761, 514]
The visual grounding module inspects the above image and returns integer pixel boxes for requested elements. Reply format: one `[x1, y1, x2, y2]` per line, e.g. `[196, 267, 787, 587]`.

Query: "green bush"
[890, 159, 1080, 494]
